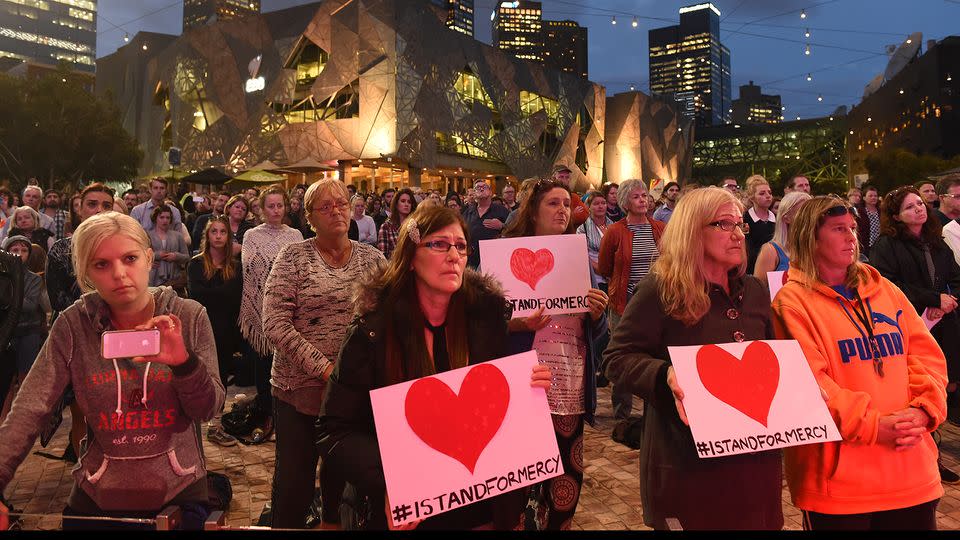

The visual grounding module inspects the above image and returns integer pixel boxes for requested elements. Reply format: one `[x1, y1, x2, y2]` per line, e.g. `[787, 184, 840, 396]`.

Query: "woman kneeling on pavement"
[317, 205, 551, 530]
[603, 187, 784, 530]
[0, 212, 224, 530]
[262, 179, 384, 529]
[772, 196, 947, 530]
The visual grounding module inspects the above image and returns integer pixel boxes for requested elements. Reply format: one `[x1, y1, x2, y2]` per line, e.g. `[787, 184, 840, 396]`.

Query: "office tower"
[430, 0, 474, 37]
[0, 0, 97, 72]
[649, 3, 731, 127]
[183, 0, 260, 32]
[492, 0, 543, 62]
[543, 19, 587, 79]
[731, 81, 782, 125]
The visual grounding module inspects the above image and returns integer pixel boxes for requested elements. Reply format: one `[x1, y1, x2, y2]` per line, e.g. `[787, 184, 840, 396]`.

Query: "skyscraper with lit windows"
[543, 19, 587, 79]
[0, 0, 97, 72]
[430, 0, 474, 37]
[649, 3, 731, 127]
[183, 0, 260, 32]
[493, 0, 543, 62]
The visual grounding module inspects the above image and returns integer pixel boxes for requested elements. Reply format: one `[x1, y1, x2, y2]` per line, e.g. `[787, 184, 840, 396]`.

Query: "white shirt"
[353, 214, 378, 245]
[748, 206, 776, 223]
[943, 220, 960, 266]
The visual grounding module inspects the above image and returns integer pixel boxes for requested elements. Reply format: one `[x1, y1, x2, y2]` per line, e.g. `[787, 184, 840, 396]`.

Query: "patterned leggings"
[534, 414, 584, 530]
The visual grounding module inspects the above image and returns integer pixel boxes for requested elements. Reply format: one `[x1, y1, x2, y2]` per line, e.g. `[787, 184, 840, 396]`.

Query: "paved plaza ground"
[6, 384, 960, 530]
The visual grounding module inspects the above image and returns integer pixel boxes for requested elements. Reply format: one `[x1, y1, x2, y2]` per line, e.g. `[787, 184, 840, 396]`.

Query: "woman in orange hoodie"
[771, 196, 947, 530]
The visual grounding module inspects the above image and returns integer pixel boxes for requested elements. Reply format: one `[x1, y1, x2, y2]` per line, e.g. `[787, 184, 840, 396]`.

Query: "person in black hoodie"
[870, 185, 960, 483]
[317, 206, 550, 530]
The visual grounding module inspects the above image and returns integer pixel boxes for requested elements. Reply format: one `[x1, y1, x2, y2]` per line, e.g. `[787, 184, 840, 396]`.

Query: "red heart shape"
[782, 270, 789, 286]
[510, 248, 555, 290]
[695, 341, 780, 428]
[404, 364, 510, 474]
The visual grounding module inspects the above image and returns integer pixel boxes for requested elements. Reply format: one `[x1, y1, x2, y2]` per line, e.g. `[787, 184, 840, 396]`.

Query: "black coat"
[870, 234, 960, 380]
[316, 268, 526, 530]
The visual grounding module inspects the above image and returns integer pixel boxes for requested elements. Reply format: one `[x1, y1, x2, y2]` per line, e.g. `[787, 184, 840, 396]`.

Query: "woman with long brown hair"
[187, 215, 243, 447]
[502, 178, 609, 531]
[317, 205, 550, 530]
[376, 187, 417, 259]
[869, 186, 960, 483]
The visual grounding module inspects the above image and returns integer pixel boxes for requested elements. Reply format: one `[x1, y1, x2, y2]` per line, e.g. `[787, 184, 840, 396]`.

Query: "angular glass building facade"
[97, 1, 605, 193]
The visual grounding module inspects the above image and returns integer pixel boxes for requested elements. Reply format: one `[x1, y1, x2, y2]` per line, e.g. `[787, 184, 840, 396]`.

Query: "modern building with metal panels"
[96, 0, 606, 194]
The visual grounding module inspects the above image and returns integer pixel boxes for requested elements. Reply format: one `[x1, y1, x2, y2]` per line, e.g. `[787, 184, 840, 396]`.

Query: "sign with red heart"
[404, 364, 510, 474]
[767, 270, 789, 302]
[479, 235, 591, 318]
[370, 352, 563, 526]
[510, 248, 555, 291]
[668, 340, 841, 459]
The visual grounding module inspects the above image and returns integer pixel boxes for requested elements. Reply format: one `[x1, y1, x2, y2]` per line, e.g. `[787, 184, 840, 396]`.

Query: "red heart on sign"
[510, 248, 554, 290]
[404, 363, 510, 474]
[695, 341, 780, 428]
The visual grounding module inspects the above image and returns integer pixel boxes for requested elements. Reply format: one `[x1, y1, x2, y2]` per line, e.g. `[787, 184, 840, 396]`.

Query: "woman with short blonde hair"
[604, 187, 783, 530]
[742, 175, 775, 273]
[0, 211, 224, 530]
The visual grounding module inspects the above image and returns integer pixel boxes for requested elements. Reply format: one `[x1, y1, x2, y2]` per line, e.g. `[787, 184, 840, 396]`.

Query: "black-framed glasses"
[421, 240, 470, 256]
[708, 220, 749, 233]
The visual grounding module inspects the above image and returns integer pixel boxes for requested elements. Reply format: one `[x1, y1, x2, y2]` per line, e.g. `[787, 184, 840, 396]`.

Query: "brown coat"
[596, 218, 666, 315]
[603, 274, 783, 530]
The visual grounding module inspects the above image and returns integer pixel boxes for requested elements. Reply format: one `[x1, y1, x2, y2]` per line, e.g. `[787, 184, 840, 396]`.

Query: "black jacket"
[316, 268, 525, 530]
[870, 233, 960, 380]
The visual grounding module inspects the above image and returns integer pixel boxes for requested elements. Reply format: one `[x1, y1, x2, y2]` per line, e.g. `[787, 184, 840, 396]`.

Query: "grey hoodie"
[0, 286, 225, 512]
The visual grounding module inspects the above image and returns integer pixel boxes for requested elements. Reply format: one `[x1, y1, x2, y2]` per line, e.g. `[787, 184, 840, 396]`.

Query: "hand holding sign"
[668, 340, 841, 458]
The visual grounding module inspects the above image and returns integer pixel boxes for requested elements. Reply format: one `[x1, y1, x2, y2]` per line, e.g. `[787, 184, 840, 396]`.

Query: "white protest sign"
[479, 235, 591, 318]
[668, 339, 841, 459]
[370, 352, 562, 526]
[767, 270, 788, 302]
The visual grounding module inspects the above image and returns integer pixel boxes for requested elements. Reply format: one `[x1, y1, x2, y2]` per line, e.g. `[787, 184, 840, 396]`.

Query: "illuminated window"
[455, 70, 497, 111]
[520, 90, 560, 127]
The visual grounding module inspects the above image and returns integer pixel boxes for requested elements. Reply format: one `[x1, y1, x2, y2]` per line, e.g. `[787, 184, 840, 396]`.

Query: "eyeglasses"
[941, 193, 960, 200]
[312, 200, 350, 215]
[421, 240, 470, 256]
[708, 220, 749, 233]
[473, 184, 490, 192]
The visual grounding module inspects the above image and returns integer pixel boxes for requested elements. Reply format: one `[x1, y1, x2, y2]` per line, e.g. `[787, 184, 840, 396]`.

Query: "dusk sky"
[95, 0, 958, 119]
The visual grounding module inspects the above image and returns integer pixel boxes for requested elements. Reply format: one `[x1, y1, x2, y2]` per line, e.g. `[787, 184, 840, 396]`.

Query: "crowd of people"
[0, 167, 956, 531]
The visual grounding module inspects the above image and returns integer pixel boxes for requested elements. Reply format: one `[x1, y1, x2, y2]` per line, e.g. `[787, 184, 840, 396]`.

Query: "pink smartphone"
[101, 329, 161, 359]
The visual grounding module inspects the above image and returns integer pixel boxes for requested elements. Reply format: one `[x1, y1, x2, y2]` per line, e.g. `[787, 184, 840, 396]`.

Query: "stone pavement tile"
[8, 385, 960, 531]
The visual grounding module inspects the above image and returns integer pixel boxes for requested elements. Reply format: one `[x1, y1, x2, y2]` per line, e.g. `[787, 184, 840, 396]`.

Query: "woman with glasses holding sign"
[0, 212, 224, 530]
[772, 196, 947, 530]
[502, 178, 609, 531]
[317, 205, 550, 530]
[262, 180, 384, 529]
[603, 187, 783, 530]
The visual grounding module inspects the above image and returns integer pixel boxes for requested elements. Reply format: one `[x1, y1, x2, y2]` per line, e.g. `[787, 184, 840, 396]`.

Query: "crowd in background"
[0, 165, 957, 531]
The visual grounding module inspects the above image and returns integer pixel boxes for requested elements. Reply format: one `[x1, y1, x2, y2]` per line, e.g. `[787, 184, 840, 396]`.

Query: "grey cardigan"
[0, 286, 224, 512]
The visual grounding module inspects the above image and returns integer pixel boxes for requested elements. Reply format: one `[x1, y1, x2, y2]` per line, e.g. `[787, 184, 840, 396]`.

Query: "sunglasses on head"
[822, 204, 856, 218]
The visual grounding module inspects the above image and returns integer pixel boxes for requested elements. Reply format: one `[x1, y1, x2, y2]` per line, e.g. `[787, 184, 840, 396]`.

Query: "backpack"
[206, 471, 233, 512]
